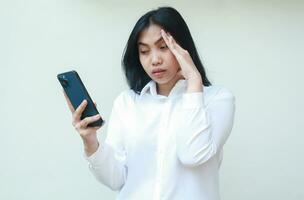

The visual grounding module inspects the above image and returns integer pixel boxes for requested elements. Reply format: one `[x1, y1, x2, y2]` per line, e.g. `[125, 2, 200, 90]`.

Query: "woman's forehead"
[138, 24, 165, 46]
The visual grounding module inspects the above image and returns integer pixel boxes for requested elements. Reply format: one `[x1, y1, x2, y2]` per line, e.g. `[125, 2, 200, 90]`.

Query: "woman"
[64, 6, 235, 200]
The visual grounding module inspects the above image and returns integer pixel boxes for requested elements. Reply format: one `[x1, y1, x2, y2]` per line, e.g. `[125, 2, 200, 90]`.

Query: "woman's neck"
[156, 77, 181, 97]
[157, 84, 173, 96]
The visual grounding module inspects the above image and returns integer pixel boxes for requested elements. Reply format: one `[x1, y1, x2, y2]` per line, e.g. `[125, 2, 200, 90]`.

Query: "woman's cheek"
[142, 57, 150, 68]
[139, 57, 150, 74]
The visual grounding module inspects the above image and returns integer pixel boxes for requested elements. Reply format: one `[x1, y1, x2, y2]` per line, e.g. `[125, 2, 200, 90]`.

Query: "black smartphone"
[57, 70, 104, 127]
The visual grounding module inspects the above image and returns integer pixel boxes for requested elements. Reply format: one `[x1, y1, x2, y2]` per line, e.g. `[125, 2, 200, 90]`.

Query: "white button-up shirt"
[85, 79, 235, 200]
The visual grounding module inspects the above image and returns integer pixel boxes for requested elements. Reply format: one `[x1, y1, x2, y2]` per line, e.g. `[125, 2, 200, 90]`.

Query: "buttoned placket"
[153, 97, 172, 200]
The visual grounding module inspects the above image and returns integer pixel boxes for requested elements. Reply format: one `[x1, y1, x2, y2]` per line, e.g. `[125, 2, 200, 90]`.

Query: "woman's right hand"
[63, 91, 102, 155]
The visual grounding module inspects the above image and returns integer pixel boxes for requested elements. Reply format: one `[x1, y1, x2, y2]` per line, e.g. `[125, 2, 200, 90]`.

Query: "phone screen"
[57, 70, 104, 127]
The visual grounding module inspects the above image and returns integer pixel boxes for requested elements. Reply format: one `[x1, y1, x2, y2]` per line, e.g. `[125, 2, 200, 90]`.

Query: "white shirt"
[85, 79, 236, 200]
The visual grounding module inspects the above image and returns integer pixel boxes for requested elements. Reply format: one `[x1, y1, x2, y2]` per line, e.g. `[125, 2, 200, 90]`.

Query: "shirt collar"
[140, 79, 188, 98]
[140, 80, 157, 96]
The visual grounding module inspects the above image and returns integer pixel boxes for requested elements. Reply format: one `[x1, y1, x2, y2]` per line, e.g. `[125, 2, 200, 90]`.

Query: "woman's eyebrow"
[138, 36, 164, 46]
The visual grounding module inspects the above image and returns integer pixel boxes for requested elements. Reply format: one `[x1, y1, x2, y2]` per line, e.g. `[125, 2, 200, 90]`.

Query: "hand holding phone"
[57, 70, 105, 128]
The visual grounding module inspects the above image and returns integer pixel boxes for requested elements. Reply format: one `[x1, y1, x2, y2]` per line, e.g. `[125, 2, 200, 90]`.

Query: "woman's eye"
[160, 45, 168, 49]
[140, 50, 149, 54]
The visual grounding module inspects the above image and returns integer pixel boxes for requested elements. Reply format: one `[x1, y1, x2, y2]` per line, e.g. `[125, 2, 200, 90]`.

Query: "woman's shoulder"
[113, 89, 137, 106]
[203, 85, 235, 104]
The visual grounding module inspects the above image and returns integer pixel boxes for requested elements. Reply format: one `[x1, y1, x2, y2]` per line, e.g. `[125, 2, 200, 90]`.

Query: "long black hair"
[122, 6, 212, 94]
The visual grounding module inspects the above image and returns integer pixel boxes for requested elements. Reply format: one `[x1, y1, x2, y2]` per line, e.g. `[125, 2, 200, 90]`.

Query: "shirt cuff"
[182, 92, 205, 109]
[83, 141, 108, 165]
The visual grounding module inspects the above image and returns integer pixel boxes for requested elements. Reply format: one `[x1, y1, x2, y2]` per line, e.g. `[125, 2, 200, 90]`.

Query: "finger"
[78, 114, 101, 128]
[74, 100, 88, 121]
[90, 126, 102, 131]
[63, 90, 75, 112]
[166, 32, 187, 54]
[176, 68, 185, 80]
[160, 29, 173, 49]
[94, 101, 97, 108]
[161, 30, 186, 54]
[86, 126, 102, 133]
[80, 126, 102, 135]
[160, 29, 181, 57]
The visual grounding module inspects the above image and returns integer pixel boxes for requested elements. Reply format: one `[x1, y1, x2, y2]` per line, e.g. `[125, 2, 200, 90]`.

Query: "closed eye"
[140, 50, 149, 54]
[160, 45, 168, 49]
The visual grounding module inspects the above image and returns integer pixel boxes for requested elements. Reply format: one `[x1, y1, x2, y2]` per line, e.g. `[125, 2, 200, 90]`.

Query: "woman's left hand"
[161, 29, 203, 92]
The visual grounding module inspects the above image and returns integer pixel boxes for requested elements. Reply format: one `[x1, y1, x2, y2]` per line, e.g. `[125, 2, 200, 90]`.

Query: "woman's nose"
[151, 51, 162, 66]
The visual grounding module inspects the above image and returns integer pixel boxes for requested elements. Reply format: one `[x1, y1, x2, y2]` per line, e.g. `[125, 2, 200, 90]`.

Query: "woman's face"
[138, 24, 180, 87]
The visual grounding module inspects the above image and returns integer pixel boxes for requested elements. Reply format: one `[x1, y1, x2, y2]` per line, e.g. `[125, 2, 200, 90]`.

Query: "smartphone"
[57, 70, 104, 127]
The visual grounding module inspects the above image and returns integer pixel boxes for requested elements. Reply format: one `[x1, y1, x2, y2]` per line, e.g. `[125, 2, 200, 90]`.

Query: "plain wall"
[1, 0, 303, 199]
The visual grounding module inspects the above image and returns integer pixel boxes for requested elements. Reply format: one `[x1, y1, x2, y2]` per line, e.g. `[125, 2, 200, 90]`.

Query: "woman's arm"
[85, 141, 127, 191]
[160, 29, 235, 167]
[63, 90, 127, 191]
[175, 88, 235, 167]
[85, 98, 127, 190]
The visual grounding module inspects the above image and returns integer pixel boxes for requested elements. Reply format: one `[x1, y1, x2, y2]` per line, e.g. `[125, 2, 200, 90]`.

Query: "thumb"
[176, 68, 185, 80]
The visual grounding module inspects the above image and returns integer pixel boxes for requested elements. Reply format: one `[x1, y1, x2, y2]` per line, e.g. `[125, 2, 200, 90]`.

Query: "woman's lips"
[152, 69, 166, 77]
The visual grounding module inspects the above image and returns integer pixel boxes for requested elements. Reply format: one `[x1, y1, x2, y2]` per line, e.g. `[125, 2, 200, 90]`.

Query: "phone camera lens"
[60, 75, 68, 87]
[62, 80, 68, 87]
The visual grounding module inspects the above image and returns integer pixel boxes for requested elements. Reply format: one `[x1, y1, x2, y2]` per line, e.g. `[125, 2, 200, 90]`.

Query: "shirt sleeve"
[175, 88, 236, 167]
[84, 96, 127, 191]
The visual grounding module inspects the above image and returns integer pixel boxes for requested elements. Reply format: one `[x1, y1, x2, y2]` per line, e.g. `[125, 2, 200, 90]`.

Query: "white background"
[1, 0, 303, 199]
